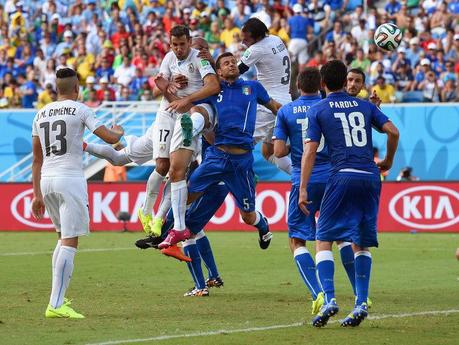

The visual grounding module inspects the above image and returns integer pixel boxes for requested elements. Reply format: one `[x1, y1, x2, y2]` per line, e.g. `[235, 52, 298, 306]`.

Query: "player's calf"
[241, 210, 272, 250]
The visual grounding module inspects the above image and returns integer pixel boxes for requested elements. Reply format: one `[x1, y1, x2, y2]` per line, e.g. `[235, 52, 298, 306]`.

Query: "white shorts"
[288, 38, 308, 65]
[254, 105, 276, 144]
[152, 110, 176, 160]
[41, 177, 89, 239]
[152, 104, 215, 159]
[123, 124, 154, 165]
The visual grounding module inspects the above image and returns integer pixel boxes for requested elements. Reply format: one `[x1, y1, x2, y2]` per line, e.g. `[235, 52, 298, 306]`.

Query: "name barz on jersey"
[36, 107, 77, 120]
[293, 105, 311, 114]
[329, 101, 359, 109]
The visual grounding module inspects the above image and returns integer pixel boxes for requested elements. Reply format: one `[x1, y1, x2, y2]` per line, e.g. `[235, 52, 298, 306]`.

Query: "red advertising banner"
[1, 182, 458, 233]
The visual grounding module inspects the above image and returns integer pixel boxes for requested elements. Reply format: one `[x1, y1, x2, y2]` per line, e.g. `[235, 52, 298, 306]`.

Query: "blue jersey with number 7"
[306, 92, 389, 175]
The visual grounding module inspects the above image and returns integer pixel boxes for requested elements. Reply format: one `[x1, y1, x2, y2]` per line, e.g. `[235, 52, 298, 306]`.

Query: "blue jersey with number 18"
[306, 92, 389, 175]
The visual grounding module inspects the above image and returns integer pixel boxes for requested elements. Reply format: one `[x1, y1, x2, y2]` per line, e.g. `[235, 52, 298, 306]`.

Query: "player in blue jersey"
[299, 60, 399, 327]
[180, 52, 281, 250]
[273, 68, 328, 315]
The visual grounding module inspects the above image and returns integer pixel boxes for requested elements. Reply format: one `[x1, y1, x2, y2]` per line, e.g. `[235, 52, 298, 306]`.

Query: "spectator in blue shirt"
[406, 37, 422, 69]
[129, 68, 148, 97]
[96, 58, 115, 80]
[20, 71, 38, 108]
[385, 0, 401, 16]
[287, 4, 313, 68]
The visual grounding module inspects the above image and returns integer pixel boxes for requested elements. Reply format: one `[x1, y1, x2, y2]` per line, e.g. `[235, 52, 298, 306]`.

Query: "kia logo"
[388, 186, 459, 230]
[10, 189, 54, 228]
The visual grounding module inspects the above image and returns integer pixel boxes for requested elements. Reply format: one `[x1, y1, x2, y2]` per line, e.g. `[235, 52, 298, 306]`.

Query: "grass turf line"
[0, 232, 458, 345]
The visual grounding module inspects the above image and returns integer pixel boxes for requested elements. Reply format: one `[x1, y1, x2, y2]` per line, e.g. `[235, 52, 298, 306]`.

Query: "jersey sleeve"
[32, 117, 38, 137]
[240, 45, 262, 67]
[272, 107, 288, 141]
[81, 105, 102, 133]
[369, 102, 390, 132]
[158, 53, 172, 79]
[196, 57, 216, 79]
[305, 108, 322, 143]
[254, 81, 270, 105]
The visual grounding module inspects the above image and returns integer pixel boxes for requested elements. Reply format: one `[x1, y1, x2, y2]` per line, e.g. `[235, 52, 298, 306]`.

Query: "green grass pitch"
[1, 232, 458, 345]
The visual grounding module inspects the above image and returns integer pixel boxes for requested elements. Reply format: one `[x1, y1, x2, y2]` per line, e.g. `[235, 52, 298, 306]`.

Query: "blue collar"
[222, 78, 244, 87]
[299, 95, 321, 100]
[327, 91, 347, 97]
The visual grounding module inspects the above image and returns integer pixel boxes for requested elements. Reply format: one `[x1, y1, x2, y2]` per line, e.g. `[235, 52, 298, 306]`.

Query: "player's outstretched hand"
[298, 190, 311, 216]
[173, 74, 188, 89]
[377, 158, 393, 172]
[369, 90, 382, 108]
[167, 98, 191, 113]
[31, 197, 45, 219]
[154, 74, 169, 93]
[197, 49, 212, 62]
[111, 124, 124, 136]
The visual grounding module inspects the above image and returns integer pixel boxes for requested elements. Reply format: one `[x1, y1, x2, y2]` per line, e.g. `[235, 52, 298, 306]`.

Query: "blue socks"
[355, 251, 372, 305]
[195, 231, 220, 280]
[339, 242, 356, 295]
[293, 247, 322, 300]
[183, 240, 206, 290]
[316, 250, 335, 304]
[253, 211, 268, 234]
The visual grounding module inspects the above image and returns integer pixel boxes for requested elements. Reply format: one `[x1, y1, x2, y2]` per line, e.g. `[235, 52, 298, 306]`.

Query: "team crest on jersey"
[188, 63, 195, 73]
[242, 86, 251, 95]
[243, 49, 251, 59]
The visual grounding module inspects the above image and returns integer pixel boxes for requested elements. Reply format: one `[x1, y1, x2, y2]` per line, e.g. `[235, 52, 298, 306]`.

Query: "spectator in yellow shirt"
[372, 76, 396, 103]
[220, 17, 241, 48]
[37, 84, 54, 109]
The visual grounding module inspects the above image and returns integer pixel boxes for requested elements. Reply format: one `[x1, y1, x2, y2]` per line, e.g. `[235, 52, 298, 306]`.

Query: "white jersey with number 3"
[32, 100, 102, 178]
[241, 35, 292, 105]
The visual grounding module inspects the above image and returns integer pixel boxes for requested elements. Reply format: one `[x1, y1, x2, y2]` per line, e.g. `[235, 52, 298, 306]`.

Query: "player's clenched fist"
[31, 197, 45, 219]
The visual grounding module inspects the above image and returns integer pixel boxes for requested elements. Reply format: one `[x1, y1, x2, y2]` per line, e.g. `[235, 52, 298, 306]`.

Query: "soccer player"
[299, 60, 399, 327]
[239, 18, 293, 175]
[139, 25, 220, 240]
[163, 52, 280, 250]
[31, 68, 124, 318]
[273, 67, 327, 315]
[346, 68, 382, 107]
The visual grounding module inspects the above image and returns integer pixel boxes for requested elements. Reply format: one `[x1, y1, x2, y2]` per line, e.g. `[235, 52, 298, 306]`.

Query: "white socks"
[156, 179, 172, 219]
[171, 180, 187, 231]
[268, 154, 292, 175]
[191, 112, 205, 137]
[84, 143, 130, 166]
[50, 246, 76, 308]
[51, 240, 62, 275]
[142, 170, 164, 216]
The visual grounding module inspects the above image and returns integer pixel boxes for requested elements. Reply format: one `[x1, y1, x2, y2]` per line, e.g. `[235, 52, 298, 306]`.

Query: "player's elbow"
[209, 77, 220, 94]
[384, 122, 400, 140]
[273, 142, 287, 158]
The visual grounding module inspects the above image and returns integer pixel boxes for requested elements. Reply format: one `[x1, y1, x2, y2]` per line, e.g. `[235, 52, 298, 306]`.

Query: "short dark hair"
[170, 25, 191, 39]
[216, 52, 234, 70]
[56, 67, 77, 79]
[298, 67, 321, 94]
[320, 60, 347, 91]
[241, 18, 268, 41]
[347, 68, 366, 83]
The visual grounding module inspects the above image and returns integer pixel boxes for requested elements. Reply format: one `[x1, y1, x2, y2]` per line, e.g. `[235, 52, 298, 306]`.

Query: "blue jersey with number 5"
[273, 95, 330, 185]
[306, 92, 389, 174]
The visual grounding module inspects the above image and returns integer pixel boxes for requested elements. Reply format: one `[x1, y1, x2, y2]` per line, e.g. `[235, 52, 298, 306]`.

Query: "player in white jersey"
[139, 26, 220, 241]
[31, 68, 124, 319]
[239, 18, 293, 175]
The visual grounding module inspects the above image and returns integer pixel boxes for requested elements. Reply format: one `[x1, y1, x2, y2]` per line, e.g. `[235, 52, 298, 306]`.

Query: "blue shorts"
[186, 182, 229, 233]
[188, 146, 256, 212]
[288, 183, 326, 242]
[317, 172, 381, 248]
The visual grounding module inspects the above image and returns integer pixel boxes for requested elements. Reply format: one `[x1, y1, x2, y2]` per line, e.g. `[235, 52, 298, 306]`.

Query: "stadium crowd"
[0, 0, 457, 109]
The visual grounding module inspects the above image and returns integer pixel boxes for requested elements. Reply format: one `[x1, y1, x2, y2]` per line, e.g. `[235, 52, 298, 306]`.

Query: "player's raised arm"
[93, 124, 124, 145]
[31, 135, 45, 219]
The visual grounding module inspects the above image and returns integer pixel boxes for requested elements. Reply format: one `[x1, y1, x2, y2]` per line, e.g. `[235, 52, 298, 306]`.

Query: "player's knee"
[168, 163, 187, 182]
[155, 159, 169, 176]
[289, 237, 306, 253]
[261, 143, 274, 160]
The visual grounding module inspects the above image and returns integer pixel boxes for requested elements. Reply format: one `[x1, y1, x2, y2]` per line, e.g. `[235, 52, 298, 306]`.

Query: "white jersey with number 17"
[32, 100, 102, 178]
[241, 35, 292, 105]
